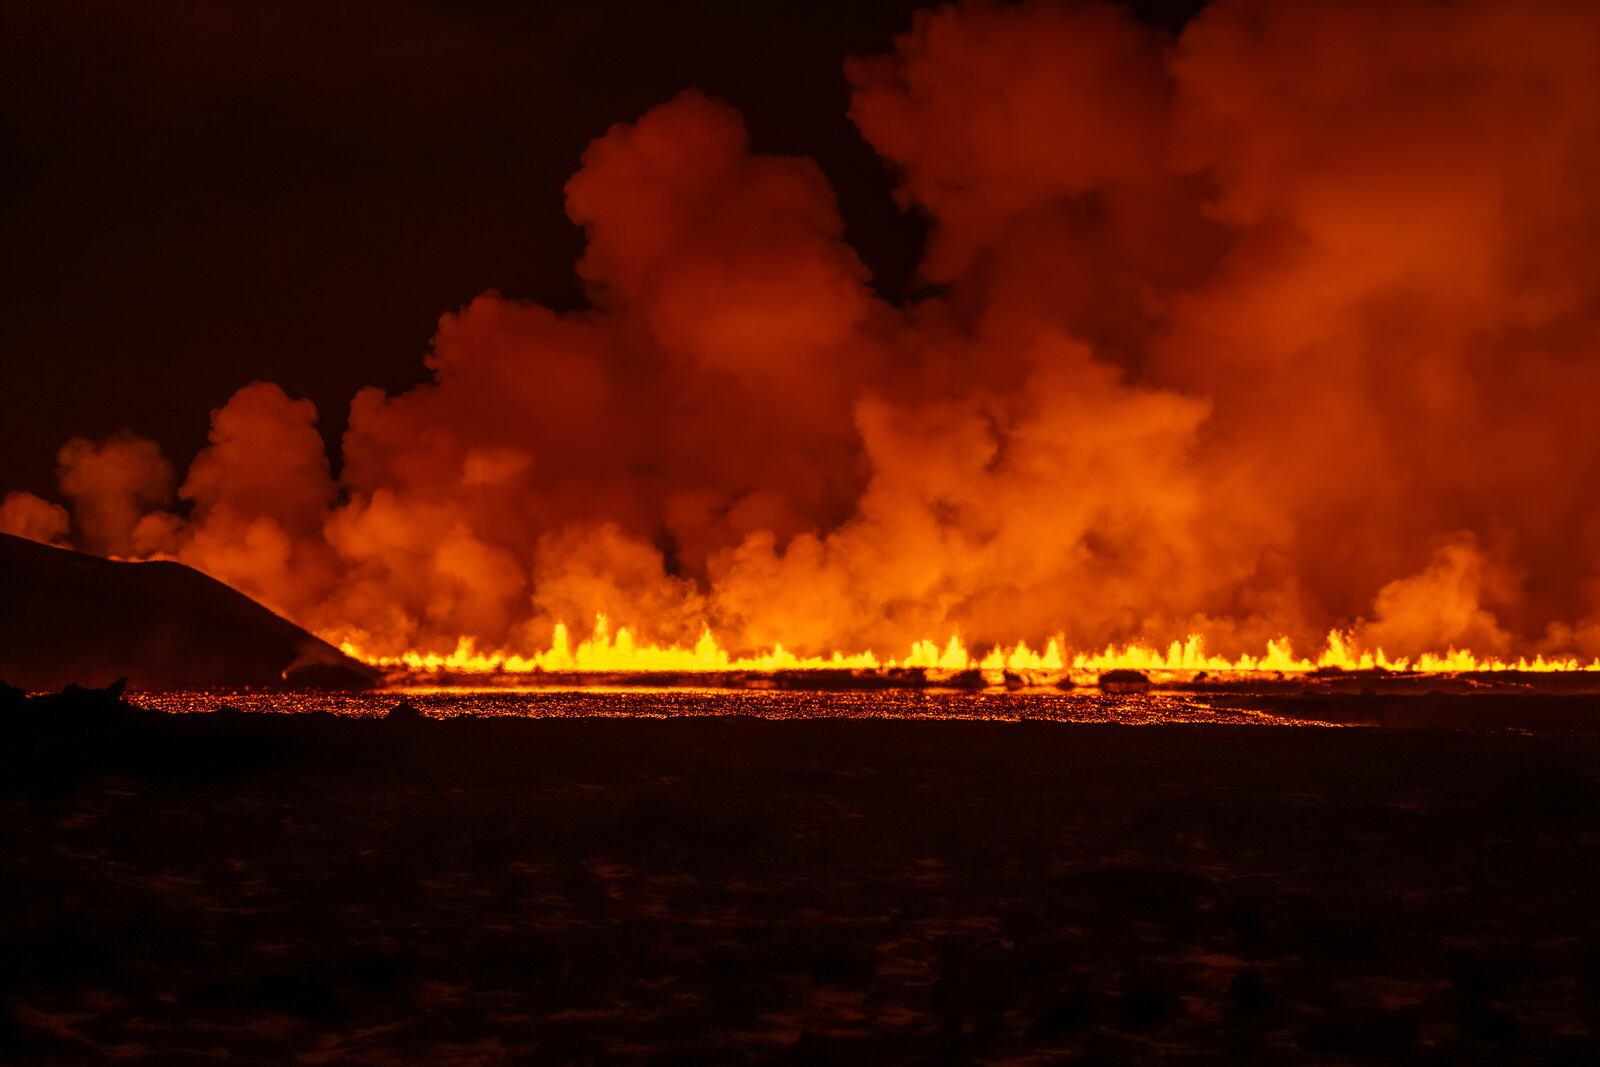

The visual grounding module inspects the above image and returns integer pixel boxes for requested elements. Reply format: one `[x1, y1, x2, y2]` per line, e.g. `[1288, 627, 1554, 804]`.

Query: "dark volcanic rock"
[944, 669, 989, 691]
[886, 666, 928, 686]
[4, 703, 1600, 1062]
[1098, 668, 1151, 693]
[0, 532, 378, 691]
[18, 677, 143, 722]
[385, 699, 423, 723]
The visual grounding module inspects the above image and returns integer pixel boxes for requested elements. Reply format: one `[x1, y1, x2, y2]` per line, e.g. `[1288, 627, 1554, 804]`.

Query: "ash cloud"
[17, 0, 1600, 660]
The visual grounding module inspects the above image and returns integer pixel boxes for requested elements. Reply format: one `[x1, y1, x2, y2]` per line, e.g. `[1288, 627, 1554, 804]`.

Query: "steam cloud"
[7, 0, 1600, 660]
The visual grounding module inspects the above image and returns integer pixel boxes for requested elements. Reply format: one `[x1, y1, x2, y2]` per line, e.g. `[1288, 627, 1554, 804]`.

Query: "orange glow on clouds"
[6, 0, 1600, 676]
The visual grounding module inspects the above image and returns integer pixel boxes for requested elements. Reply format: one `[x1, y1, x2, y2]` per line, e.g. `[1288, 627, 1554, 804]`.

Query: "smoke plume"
[16, 0, 1600, 661]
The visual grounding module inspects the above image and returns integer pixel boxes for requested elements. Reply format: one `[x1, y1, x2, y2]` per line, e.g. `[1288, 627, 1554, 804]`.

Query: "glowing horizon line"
[334, 615, 1600, 676]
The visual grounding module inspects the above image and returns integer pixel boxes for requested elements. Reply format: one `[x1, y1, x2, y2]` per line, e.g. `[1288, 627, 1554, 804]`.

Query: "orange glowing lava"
[337, 615, 1600, 680]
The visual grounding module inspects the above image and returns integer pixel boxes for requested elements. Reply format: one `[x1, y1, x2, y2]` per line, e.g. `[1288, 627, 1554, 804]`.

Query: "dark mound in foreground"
[4, 693, 1599, 1065]
[0, 533, 376, 691]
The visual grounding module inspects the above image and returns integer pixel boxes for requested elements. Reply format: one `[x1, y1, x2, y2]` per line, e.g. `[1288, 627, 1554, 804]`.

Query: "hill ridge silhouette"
[0, 533, 376, 691]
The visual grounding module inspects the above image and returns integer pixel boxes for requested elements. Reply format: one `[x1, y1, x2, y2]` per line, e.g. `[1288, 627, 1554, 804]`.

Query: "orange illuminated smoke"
[7, 0, 1600, 678]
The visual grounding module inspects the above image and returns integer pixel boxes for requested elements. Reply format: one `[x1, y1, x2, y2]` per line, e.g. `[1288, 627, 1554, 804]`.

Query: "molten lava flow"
[339, 616, 1600, 681]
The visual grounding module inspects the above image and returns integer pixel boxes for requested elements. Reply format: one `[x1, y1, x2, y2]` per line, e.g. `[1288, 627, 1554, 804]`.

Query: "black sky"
[1, 0, 1205, 498]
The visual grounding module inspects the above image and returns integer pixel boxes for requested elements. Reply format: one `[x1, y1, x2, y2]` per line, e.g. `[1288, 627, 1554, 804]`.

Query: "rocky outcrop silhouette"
[1098, 669, 1152, 694]
[0, 533, 377, 691]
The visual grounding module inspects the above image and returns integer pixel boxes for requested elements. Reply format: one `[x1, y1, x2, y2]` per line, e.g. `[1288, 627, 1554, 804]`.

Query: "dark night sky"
[1, 0, 1205, 498]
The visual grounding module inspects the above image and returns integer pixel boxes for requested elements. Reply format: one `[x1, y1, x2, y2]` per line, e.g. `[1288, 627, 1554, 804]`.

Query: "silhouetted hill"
[0, 533, 377, 691]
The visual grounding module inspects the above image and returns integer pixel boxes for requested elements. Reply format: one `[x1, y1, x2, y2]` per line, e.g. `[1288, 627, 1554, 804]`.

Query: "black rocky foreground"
[3, 685, 1600, 1065]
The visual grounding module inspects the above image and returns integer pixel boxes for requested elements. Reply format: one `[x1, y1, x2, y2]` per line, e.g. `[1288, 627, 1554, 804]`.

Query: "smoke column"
[7, 0, 1600, 662]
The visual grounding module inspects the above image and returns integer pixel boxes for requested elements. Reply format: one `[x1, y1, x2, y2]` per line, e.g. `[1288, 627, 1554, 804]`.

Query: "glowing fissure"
[339, 615, 1600, 678]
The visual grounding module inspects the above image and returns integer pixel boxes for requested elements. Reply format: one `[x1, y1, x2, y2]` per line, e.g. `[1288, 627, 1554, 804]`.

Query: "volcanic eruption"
[6, 0, 1600, 677]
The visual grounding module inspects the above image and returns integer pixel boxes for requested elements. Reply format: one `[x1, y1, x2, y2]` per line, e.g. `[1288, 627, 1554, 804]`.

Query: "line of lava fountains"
[340, 616, 1600, 680]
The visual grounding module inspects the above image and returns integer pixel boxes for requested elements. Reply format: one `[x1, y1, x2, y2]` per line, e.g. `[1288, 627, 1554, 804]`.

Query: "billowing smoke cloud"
[0, 491, 69, 546]
[18, 0, 1600, 660]
[55, 433, 176, 557]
